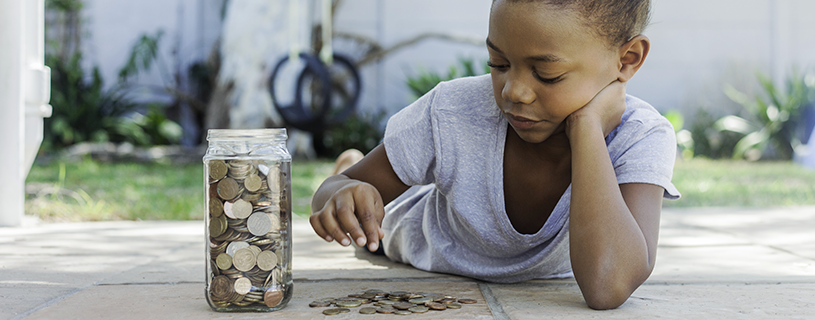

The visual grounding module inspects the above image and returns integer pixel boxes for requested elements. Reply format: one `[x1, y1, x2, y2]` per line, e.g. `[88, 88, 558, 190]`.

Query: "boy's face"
[488, 0, 621, 144]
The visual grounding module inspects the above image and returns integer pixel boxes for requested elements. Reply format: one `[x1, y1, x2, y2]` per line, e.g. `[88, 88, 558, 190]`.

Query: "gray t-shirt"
[382, 75, 680, 283]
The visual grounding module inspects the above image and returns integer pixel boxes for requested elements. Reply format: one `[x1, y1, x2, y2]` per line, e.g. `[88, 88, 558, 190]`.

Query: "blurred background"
[5, 0, 815, 224]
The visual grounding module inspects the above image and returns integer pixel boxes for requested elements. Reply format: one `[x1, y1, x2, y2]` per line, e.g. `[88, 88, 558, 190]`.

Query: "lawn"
[24, 157, 815, 222]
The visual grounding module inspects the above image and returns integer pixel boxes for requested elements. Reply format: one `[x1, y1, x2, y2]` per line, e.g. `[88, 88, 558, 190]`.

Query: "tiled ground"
[2, 206, 815, 319]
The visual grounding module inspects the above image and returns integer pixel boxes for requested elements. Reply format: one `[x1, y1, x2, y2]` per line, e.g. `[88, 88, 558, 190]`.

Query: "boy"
[310, 0, 680, 309]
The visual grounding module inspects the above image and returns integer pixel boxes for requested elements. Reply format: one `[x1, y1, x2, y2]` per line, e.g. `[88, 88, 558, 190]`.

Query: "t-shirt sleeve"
[608, 106, 682, 200]
[383, 86, 441, 186]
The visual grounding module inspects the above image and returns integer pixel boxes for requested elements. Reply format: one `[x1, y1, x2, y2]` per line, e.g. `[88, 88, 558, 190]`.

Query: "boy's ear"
[616, 35, 650, 82]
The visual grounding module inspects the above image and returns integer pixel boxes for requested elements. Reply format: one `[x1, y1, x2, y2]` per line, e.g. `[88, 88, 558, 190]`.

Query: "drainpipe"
[0, 0, 52, 227]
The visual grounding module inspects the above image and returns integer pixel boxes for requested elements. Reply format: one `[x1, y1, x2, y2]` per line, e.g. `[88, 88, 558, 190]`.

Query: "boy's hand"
[309, 178, 386, 252]
[566, 81, 627, 139]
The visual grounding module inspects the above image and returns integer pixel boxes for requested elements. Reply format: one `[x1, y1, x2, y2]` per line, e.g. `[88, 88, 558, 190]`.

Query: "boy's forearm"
[568, 122, 651, 309]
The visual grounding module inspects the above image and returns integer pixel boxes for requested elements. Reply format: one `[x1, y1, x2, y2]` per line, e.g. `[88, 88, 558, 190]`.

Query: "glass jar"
[203, 129, 292, 312]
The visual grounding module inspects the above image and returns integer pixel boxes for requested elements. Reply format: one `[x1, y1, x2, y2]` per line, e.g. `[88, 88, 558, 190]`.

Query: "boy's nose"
[501, 76, 535, 105]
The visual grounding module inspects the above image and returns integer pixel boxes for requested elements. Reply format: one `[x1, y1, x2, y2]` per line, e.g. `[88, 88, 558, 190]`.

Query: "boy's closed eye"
[487, 61, 565, 84]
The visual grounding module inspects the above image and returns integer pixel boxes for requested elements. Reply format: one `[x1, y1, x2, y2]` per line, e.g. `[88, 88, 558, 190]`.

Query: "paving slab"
[3, 206, 815, 319]
[24, 282, 492, 320]
[486, 281, 815, 319]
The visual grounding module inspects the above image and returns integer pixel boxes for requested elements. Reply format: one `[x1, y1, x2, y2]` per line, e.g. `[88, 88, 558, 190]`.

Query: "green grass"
[25, 158, 335, 222]
[667, 158, 815, 207]
[24, 157, 815, 221]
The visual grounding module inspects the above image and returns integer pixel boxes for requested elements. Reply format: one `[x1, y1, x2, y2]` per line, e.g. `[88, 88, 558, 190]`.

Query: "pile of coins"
[206, 159, 291, 309]
[309, 289, 478, 315]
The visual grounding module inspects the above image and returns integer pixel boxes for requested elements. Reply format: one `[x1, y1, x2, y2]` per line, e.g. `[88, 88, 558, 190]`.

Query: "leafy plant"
[715, 71, 815, 160]
[663, 110, 694, 160]
[406, 57, 490, 99]
[323, 112, 385, 158]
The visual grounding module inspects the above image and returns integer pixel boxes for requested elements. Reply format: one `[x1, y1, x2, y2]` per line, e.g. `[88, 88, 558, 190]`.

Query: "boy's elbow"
[583, 288, 630, 310]
[580, 279, 640, 310]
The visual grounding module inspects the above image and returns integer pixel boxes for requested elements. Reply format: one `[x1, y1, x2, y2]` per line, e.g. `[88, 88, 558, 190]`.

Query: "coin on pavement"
[458, 298, 477, 304]
[359, 307, 377, 314]
[233, 277, 252, 295]
[247, 212, 273, 236]
[323, 308, 341, 315]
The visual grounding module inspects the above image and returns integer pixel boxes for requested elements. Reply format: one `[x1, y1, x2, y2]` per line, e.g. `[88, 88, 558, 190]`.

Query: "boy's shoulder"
[622, 95, 670, 126]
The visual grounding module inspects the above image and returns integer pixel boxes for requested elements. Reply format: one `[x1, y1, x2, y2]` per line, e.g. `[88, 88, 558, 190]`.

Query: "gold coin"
[409, 297, 432, 305]
[359, 307, 377, 314]
[427, 302, 447, 310]
[264, 287, 284, 307]
[256, 251, 278, 271]
[394, 310, 412, 315]
[392, 302, 414, 310]
[209, 198, 223, 217]
[335, 300, 362, 308]
[409, 306, 429, 313]
[322, 308, 341, 315]
[233, 277, 252, 295]
[215, 253, 233, 270]
[338, 308, 350, 313]
[244, 173, 262, 192]
[217, 178, 240, 200]
[458, 298, 477, 304]
[232, 248, 257, 272]
[209, 160, 228, 180]
[309, 301, 332, 307]
[232, 199, 253, 219]
[209, 215, 227, 238]
[247, 212, 272, 236]
[210, 275, 232, 301]
[447, 303, 462, 309]
[376, 307, 396, 314]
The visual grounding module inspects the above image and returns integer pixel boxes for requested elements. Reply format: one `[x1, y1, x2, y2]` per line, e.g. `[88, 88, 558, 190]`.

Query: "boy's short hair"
[498, 0, 651, 47]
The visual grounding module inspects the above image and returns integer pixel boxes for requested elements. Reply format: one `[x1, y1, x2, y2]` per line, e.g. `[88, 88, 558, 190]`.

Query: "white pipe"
[0, 0, 26, 227]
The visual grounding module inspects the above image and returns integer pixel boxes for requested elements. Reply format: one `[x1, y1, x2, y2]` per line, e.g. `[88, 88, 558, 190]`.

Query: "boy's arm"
[310, 144, 409, 252]
[566, 82, 664, 310]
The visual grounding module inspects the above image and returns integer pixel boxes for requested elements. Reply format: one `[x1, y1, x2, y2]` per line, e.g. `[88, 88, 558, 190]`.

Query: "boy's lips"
[505, 113, 543, 130]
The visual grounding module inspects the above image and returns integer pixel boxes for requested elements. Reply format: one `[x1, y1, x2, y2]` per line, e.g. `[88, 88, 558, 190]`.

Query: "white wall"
[78, 0, 815, 126]
[82, 0, 223, 101]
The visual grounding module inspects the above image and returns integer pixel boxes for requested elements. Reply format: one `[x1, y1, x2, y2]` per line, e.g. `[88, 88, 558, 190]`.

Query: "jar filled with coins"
[204, 129, 292, 312]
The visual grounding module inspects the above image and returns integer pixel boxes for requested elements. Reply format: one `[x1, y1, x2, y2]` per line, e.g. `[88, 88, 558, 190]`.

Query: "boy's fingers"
[309, 213, 332, 242]
[330, 195, 357, 246]
[337, 201, 367, 247]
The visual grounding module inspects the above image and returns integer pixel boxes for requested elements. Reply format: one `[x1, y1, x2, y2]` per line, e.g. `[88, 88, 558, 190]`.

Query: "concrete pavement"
[2, 206, 815, 319]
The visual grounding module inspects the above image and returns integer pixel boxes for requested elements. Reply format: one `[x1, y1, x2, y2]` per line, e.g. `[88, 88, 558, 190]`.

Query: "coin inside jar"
[209, 160, 228, 180]
[210, 275, 232, 301]
[209, 198, 224, 217]
[232, 248, 257, 272]
[232, 199, 253, 219]
[217, 177, 240, 200]
[244, 173, 262, 192]
[264, 287, 284, 307]
[226, 241, 250, 257]
[256, 250, 278, 271]
[215, 253, 233, 270]
[233, 277, 252, 295]
[247, 211, 273, 236]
